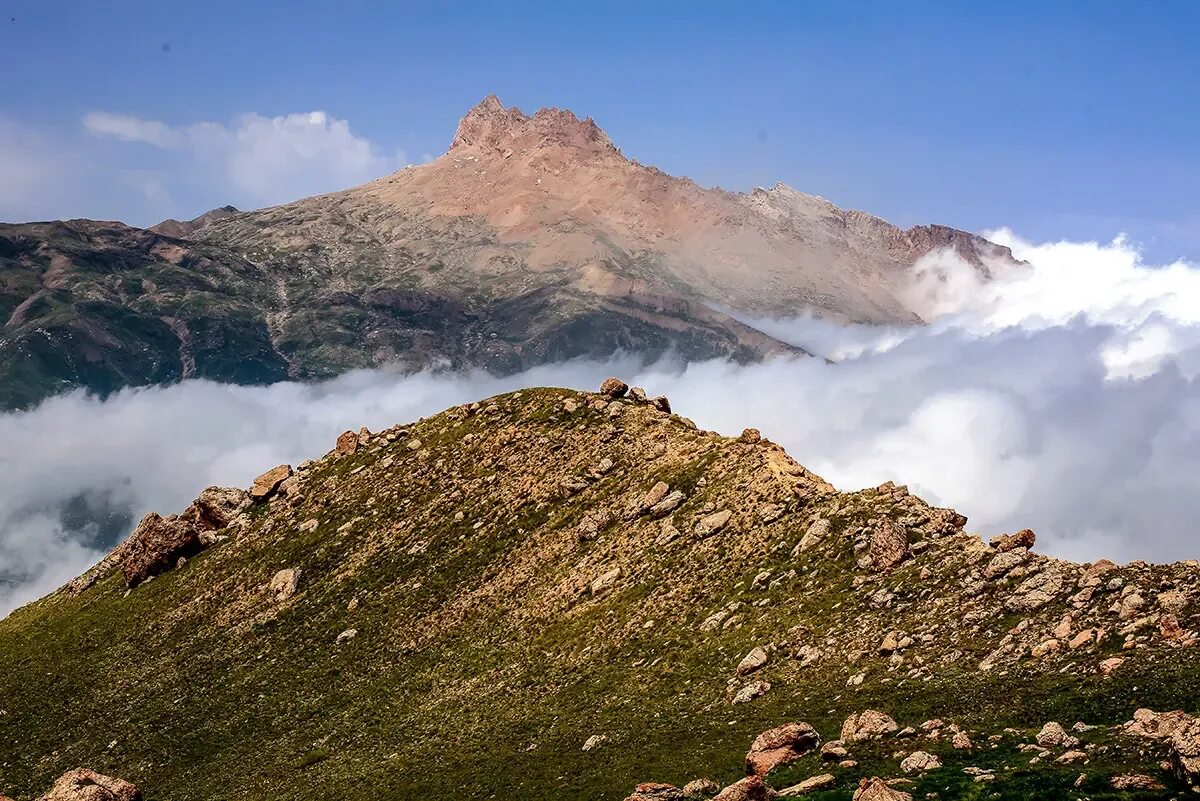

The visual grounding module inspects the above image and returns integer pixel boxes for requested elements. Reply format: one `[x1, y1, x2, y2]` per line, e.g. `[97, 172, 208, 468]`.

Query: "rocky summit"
[0, 96, 1020, 411]
[2, 382, 1198, 800]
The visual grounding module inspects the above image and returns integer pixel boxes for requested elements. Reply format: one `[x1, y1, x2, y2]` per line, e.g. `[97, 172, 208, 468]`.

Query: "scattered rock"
[951, 732, 972, 749]
[682, 779, 720, 798]
[250, 464, 292, 501]
[1099, 657, 1125, 674]
[695, 510, 732, 538]
[900, 751, 941, 773]
[852, 777, 911, 801]
[842, 710, 899, 742]
[983, 548, 1028, 579]
[625, 783, 686, 801]
[736, 647, 770, 676]
[650, 491, 687, 518]
[777, 773, 835, 796]
[1056, 750, 1087, 763]
[582, 734, 607, 751]
[1035, 722, 1074, 747]
[1110, 774, 1164, 791]
[36, 769, 141, 801]
[1168, 715, 1200, 782]
[269, 568, 301, 602]
[745, 722, 821, 776]
[712, 776, 776, 801]
[336, 628, 357, 644]
[820, 740, 848, 760]
[797, 518, 830, 553]
[600, 378, 628, 398]
[590, 567, 622, 596]
[731, 680, 771, 705]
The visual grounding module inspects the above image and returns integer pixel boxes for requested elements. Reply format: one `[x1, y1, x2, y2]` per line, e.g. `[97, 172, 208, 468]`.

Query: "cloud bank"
[1, 231, 1198, 616]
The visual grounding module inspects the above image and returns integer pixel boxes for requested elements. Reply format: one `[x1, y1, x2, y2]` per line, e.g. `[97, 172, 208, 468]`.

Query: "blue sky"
[2, 1, 1198, 260]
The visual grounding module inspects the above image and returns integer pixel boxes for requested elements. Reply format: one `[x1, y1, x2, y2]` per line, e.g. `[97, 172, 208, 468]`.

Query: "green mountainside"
[2, 384, 1198, 800]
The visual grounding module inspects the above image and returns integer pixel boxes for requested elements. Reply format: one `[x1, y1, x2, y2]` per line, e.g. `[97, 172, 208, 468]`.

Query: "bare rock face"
[600, 377, 629, 398]
[712, 776, 776, 801]
[868, 519, 908, 572]
[990, 528, 1036, 552]
[852, 778, 911, 801]
[37, 769, 141, 801]
[119, 513, 200, 587]
[1169, 716, 1200, 782]
[250, 464, 293, 501]
[842, 710, 899, 743]
[745, 722, 821, 776]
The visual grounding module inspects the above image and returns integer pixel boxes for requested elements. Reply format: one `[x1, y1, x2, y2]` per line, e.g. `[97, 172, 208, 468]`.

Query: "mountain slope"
[1, 96, 1017, 410]
[1, 383, 1197, 800]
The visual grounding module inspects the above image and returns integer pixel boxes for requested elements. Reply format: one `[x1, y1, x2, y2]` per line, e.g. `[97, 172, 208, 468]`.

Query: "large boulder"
[745, 722, 821, 776]
[1169, 716, 1200, 782]
[119, 512, 200, 587]
[37, 769, 141, 801]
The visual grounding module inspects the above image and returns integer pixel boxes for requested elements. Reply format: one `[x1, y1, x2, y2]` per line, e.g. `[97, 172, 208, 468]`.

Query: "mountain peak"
[448, 94, 617, 158]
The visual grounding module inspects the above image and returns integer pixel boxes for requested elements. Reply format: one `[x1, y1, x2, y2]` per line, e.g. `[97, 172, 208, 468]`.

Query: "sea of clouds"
[2, 230, 1198, 616]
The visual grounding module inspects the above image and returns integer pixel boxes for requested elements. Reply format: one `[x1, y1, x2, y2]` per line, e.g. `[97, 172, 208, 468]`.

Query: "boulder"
[736, 646, 770, 676]
[820, 740, 848, 760]
[1036, 722, 1071, 747]
[250, 464, 292, 501]
[695, 510, 732, 538]
[1124, 708, 1195, 740]
[590, 567, 622, 596]
[335, 430, 360, 457]
[731, 680, 771, 705]
[650, 396, 672, 413]
[1005, 568, 1069, 612]
[649, 490, 687, 518]
[983, 548, 1028, 579]
[1110, 775, 1165, 791]
[712, 776, 776, 801]
[624, 783, 685, 801]
[777, 774, 835, 795]
[682, 779, 720, 798]
[740, 428, 762, 444]
[182, 486, 249, 531]
[990, 528, 1036, 552]
[841, 710, 899, 742]
[119, 512, 200, 587]
[852, 778, 911, 801]
[745, 722, 821, 776]
[899, 751, 941, 773]
[797, 518, 830, 553]
[269, 568, 301, 602]
[600, 378, 629, 398]
[868, 519, 908, 572]
[1169, 716, 1200, 782]
[37, 769, 141, 801]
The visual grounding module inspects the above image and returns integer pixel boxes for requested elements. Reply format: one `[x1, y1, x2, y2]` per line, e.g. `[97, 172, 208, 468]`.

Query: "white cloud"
[1, 231, 1199, 617]
[83, 109, 404, 208]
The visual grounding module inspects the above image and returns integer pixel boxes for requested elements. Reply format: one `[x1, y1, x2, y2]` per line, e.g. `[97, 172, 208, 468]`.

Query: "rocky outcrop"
[867, 519, 908, 572]
[745, 723, 820, 776]
[119, 513, 200, 588]
[36, 769, 140, 801]
[990, 528, 1036, 552]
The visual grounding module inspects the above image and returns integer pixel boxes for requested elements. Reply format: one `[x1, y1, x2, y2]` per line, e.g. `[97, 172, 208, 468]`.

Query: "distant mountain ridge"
[0, 96, 1019, 410]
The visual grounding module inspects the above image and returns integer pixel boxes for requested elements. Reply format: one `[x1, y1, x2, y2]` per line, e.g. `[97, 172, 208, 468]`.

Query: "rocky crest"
[3, 381, 1192, 800]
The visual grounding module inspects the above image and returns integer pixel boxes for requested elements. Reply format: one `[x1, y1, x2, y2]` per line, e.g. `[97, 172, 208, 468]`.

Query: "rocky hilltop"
[1, 382, 1197, 800]
[0, 96, 1019, 410]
